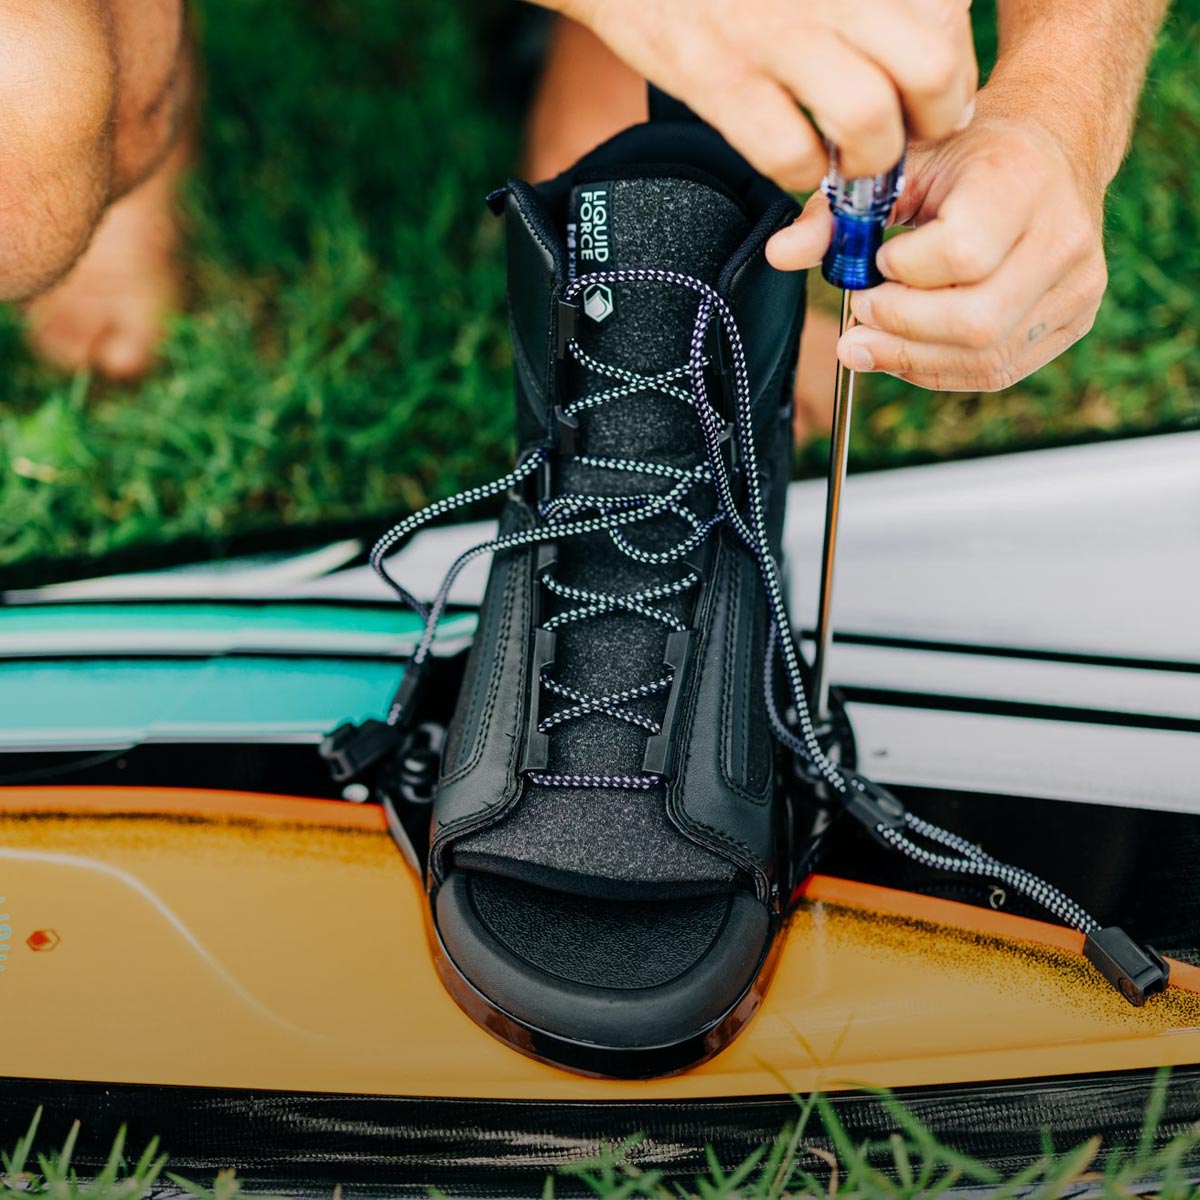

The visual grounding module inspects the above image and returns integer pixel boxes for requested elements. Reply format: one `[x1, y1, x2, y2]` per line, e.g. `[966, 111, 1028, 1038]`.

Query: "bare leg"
[25, 134, 188, 380]
[522, 18, 834, 441]
[523, 18, 646, 181]
[24, 0, 192, 381]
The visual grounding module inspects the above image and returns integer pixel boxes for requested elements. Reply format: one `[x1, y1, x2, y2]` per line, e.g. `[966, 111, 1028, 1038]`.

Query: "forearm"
[986, 0, 1168, 194]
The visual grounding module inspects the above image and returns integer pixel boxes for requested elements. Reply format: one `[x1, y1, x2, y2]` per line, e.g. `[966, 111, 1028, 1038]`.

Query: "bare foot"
[25, 137, 187, 381]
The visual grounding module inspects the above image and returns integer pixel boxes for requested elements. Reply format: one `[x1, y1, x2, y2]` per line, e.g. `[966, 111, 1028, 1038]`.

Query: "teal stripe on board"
[0, 603, 426, 637]
[0, 657, 403, 748]
[0, 602, 477, 660]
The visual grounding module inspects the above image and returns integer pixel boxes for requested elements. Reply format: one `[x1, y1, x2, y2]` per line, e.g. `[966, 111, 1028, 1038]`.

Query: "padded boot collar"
[496, 182, 568, 452]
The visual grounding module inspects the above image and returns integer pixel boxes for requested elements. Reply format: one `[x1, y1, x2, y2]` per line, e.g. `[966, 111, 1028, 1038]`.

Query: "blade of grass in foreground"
[4, 1081, 1200, 1199]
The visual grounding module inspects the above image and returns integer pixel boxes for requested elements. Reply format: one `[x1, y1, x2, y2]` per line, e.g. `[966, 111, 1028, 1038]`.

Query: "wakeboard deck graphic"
[2, 785, 1198, 1102]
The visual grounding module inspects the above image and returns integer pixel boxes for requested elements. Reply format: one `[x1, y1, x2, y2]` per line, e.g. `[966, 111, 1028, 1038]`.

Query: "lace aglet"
[1084, 927, 1170, 1006]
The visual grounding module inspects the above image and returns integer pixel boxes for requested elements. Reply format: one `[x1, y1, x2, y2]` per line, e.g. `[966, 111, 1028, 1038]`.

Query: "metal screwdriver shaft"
[811, 288, 857, 722]
[810, 146, 905, 722]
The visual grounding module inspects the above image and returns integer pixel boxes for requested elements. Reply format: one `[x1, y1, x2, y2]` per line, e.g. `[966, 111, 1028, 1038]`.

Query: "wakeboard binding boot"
[334, 95, 1170, 1084]
[401, 103, 809, 1079]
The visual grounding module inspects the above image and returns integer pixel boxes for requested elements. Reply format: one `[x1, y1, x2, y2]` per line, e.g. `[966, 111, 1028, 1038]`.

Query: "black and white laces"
[370, 265, 1169, 990]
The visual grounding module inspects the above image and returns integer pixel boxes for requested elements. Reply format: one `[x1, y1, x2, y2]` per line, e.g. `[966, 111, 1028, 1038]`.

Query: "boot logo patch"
[583, 283, 614, 323]
[578, 189, 610, 265]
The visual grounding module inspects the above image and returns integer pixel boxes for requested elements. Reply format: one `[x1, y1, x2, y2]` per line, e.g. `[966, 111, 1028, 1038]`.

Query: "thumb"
[766, 191, 833, 272]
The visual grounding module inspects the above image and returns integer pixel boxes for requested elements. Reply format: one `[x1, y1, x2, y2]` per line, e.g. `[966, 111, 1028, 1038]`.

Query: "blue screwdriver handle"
[820, 144, 906, 291]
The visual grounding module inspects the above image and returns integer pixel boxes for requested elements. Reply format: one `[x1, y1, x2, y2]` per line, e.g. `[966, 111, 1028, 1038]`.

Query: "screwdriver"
[810, 144, 906, 723]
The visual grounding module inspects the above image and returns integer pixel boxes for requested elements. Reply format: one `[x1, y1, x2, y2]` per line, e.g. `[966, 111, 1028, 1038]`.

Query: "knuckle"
[762, 145, 823, 190]
[955, 304, 1002, 350]
[1075, 302, 1102, 339]
[1060, 219, 1098, 264]
[945, 235, 996, 282]
[903, 370, 949, 391]
[1065, 322, 1092, 350]
[978, 341, 1017, 376]
[979, 365, 1020, 392]
[911, 43, 960, 100]
[894, 341, 918, 375]
[1090, 258, 1110, 296]
[832, 83, 902, 143]
[1059, 262, 1107, 321]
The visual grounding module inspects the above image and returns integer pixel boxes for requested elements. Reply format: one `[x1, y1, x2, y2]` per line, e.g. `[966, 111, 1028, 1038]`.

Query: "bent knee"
[0, 2, 117, 300]
[108, 0, 189, 194]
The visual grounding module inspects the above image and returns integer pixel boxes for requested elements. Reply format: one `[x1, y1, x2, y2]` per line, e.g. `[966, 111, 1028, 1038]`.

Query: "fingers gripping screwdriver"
[810, 145, 906, 723]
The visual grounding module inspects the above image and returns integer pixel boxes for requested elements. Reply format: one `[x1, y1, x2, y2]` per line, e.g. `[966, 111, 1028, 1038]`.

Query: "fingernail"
[852, 294, 874, 325]
[844, 343, 874, 371]
[954, 97, 976, 132]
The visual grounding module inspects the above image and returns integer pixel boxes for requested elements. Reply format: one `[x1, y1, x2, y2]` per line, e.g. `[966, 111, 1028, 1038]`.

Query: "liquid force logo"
[578, 189, 610, 264]
[0, 899, 9, 973]
[583, 283, 614, 323]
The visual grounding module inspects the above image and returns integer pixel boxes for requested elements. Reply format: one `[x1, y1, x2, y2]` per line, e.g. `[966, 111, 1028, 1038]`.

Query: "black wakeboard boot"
[424, 111, 807, 1078]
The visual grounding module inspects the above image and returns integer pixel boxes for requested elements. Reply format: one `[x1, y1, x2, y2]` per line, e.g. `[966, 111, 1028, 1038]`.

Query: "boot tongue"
[564, 174, 749, 468]
[454, 173, 753, 901]
[555, 171, 751, 774]
[566, 172, 748, 283]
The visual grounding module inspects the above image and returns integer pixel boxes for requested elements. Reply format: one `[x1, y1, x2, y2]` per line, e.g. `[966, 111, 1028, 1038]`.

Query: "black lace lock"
[1084, 927, 1170, 1006]
[321, 656, 432, 786]
[320, 719, 405, 786]
[390, 656, 431, 727]
[840, 773, 909, 847]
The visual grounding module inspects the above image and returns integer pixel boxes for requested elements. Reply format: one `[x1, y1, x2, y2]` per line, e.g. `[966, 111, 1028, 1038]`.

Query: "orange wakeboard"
[3, 784, 1198, 1102]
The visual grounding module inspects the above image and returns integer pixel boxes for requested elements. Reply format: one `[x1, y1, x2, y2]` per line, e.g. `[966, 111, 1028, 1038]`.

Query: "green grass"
[0, 0, 1197, 575]
[1, 1109, 242, 1200]
[6, 1077, 1200, 1199]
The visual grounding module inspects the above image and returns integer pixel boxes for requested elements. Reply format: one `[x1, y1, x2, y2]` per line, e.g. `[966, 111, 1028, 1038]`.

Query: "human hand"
[767, 114, 1109, 392]
[554, 0, 976, 187]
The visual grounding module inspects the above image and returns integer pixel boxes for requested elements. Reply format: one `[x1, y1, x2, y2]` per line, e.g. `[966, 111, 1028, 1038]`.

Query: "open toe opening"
[432, 870, 775, 1077]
